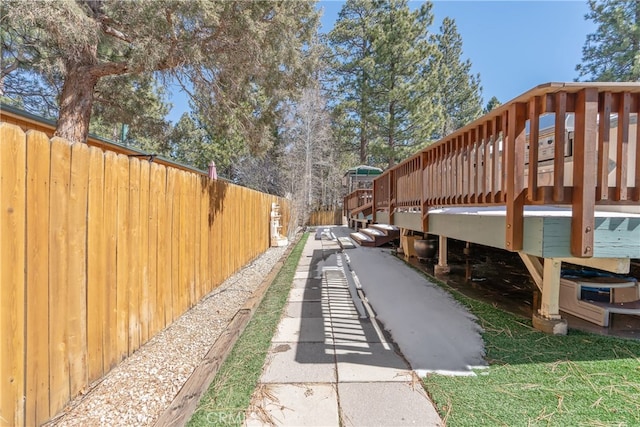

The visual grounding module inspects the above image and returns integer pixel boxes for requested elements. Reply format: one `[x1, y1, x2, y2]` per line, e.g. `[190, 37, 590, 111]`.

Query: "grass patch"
[187, 233, 309, 427]
[422, 281, 640, 426]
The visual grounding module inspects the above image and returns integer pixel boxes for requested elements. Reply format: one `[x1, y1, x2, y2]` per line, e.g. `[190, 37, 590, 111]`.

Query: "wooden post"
[540, 258, 562, 320]
[518, 253, 543, 291]
[388, 169, 396, 226]
[527, 97, 541, 202]
[505, 102, 527, 251]
[554, 91, 567, 202]
[435, 235, 450, 274]
[571, 88, 598, 257]
[615, 92, 630, 201]
[421, 152, 429, 232]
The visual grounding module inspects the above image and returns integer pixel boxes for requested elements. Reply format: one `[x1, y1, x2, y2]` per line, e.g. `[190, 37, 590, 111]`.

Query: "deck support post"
[532, 257, 568, 335]
[435, 235, 450, 274]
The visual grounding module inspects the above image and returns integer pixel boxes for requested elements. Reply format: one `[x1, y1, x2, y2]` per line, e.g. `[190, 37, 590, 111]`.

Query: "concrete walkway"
[246, 227, 483, 426]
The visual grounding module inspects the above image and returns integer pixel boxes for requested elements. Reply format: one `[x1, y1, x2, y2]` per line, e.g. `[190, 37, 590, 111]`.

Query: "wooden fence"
[307, 208, 343, 226]
[0, 124, 289, 427]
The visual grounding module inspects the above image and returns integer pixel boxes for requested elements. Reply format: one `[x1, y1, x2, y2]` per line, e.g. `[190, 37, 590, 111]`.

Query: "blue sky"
[166, 1, 595, 123]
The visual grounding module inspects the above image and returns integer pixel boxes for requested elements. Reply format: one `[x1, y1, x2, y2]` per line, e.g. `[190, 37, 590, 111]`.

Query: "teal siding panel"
[592, 217, 640, 258]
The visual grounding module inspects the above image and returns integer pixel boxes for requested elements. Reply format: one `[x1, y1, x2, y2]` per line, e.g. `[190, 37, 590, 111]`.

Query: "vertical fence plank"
[128, 159, 141, 355]
[199, 178, 209, 298]
[615, 92, 630, 201]
[178, 172, 188, 313]
[139, 161, 150, 345]
[87, 147, 106, 384]
[158, 165, 171, 328]
[171, 169, 181, 321]
[193, 176, 202, 303]
[103, 152, 118, 371]
[48, 138, 71, 415]
[25, 131, 50, 427]
[68, 142, 90, 399]
[148, 163, 161, 337]
[597, 92, 612, 201]
[188, 174, 197, 307]
[0, 124, 26, 427]
[115, 154, 130, 363]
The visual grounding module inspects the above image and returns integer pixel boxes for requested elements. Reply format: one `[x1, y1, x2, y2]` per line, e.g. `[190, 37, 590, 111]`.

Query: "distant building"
[342, 165, 383, 194]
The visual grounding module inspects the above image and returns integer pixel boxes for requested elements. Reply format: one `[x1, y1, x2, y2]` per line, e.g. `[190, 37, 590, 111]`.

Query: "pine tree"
[327, 0, 378, 163]
[432, 17, 483, 139]
[576, 0, 640, 81]
[484, 96, 501, 114]
[329, 0, 443, 168]
[1, 1, 318, 144]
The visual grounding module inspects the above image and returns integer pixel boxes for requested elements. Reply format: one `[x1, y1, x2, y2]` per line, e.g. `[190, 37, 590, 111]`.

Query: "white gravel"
[46, 245, 289, 427]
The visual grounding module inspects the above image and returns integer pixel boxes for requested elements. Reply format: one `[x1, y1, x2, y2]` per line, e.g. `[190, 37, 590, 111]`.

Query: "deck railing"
[351, 83, 640, 257]
[343, 189, 373, 214]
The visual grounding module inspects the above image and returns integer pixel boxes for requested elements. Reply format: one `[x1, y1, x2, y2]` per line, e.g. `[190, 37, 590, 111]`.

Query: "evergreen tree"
[367, 0, 441, 167]
[329, 0, 443, 169]
[576, 0, 640, 81]
[431, 17, 483, 139]
[484, 96, 501, 114]
[1, 1, 318, 145]
[327, 0, 378, 163]
[89, 73, 171, 147]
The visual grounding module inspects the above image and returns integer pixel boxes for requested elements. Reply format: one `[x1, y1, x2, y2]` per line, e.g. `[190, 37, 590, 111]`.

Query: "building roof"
[344, 165, 383, 177]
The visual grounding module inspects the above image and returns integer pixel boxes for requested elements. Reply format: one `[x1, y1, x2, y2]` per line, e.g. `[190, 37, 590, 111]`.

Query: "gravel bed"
[46, 245, 289, 427]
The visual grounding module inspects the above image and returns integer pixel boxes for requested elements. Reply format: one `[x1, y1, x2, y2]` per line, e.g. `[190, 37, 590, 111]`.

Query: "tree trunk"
[54, 65, 99, 144]
[388, 101, 395, 168]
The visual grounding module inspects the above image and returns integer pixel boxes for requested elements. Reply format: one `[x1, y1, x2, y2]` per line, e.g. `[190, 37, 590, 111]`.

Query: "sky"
[166, 1, 596, 123]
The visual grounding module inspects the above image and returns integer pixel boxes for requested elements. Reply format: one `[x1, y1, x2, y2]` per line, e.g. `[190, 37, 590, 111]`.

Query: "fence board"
[148, 163, 161, 337]
[48, 138, 71, 415]
[139, 161, 150, 345]
[0, 124, 26, 427]
[115, 154, 130, 363]
[128, 159, 141, 355]
[87, 146, 106, 383]
[156, 165, 170, 330]
[68, 142, 90, 399]
[25, 131, 50, 427]
[103, 152, 118, 371]
[171, 168, 181, 322]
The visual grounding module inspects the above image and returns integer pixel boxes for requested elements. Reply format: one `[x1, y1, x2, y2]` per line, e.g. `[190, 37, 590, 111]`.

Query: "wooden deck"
[344, 82, 640, 332]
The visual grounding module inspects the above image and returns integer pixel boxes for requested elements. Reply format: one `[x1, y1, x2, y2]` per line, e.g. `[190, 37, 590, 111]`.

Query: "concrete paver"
[338, 382, 442, 426]
[335, 343, 413, 382]
[245, 384, 339, 427]
[271, 317, 332, 343]
[287, 287, 323, 302]
[246, 229, 444, 426]
[284, 301, 324, 318]
[261, 342, 336, 384]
